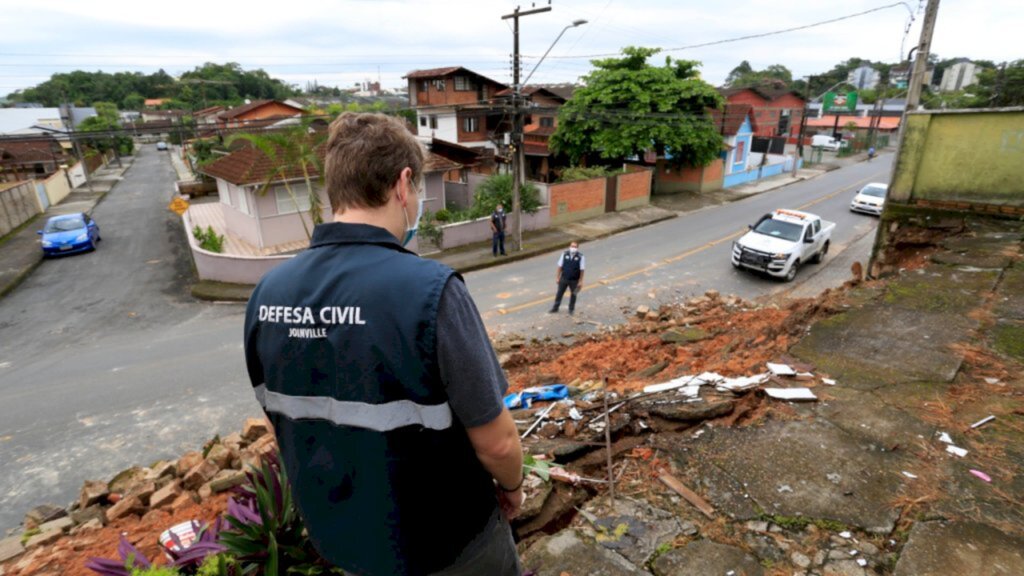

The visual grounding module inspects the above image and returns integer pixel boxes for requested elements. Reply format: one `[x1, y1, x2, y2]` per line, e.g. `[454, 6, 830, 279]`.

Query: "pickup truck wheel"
[784, 260, 799, 282]
[814, 241, 829, 264]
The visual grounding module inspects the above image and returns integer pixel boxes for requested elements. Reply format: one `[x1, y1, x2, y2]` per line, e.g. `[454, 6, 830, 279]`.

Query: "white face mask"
[402, 196, 425, 247]
[569, 247, 578, 255]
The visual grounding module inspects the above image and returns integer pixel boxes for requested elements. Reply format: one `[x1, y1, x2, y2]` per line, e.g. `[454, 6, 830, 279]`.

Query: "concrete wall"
[67, 162, 86, 189]
[428, 209, 551, 251]
[549, 177, 605, 226]
[41, 168, 71, 206]
[183, 211, 292, 284]
[444, 180, 471, 209]
[0, 181, 43, 238]
[889, 108, 1024, 206]
[616, 166, 652, 210]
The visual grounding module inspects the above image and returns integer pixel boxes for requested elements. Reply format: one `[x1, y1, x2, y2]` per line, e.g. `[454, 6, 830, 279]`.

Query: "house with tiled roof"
[719, 83, 806, 143]
[199, 136, 458, 252]
[0, 135, 70, 183]
[404, 67, 509, 153]
[494, 86, 568, 182]
[215, 100, 305, 131]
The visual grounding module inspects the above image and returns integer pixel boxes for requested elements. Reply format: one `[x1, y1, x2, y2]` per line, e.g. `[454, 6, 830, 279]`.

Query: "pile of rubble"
[0, 418, 277, 574]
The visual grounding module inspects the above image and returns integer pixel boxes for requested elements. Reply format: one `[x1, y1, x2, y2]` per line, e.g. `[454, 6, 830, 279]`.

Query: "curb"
[191, 281, 253, 303]
[0, 256, 43, 299]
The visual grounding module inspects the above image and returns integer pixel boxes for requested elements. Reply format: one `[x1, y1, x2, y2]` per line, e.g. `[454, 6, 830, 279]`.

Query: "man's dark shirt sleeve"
[436, 276, 508, 428]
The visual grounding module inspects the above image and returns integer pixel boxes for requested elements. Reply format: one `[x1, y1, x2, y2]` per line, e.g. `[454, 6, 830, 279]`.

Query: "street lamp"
[509, 18, 587, 251]
[521, 20, 588, 89]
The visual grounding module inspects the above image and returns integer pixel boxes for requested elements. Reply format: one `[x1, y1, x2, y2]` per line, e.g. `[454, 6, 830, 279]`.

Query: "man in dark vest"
[490, 203, 507, 257]
[244, 113, 524, 576]
[548, 241, 585, 315]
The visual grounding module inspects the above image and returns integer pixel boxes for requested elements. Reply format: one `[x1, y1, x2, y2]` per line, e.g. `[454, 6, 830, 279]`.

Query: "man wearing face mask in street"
[244, 113, 524, 576]
[548, 241, 585, 315]
[490, 203, 507, 257]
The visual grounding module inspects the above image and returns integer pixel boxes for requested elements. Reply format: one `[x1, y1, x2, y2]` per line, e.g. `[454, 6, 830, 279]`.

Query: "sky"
[1, 0, 1020, 97]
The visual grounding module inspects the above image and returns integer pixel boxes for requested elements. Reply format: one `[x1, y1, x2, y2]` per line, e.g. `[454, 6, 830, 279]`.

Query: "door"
[605, 177, 617, 213]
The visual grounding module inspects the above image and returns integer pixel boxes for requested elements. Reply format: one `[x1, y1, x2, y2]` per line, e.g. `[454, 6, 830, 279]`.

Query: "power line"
[531, 2, 915, 59]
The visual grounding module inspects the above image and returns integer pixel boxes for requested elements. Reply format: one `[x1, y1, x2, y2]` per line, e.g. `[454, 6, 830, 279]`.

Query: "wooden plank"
[658, 473, 716, 519]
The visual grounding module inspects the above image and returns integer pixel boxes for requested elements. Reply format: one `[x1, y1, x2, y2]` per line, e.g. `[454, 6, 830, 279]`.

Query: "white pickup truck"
[731, 209, 835, 282]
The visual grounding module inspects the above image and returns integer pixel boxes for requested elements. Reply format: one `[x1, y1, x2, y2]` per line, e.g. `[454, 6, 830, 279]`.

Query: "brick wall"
[654, 159, 724, 194]
[549, 178, 605, 225]
[616, 166, 652, 209]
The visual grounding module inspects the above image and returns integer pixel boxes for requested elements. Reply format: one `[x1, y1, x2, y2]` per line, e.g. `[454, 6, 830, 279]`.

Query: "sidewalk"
[0, 161, 132, 298]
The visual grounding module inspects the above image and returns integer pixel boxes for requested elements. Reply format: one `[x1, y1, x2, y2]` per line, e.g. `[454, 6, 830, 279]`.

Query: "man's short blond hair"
[324, 113, 424, 212]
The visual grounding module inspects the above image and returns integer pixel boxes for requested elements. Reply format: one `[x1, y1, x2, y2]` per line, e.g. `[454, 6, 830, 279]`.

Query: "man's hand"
[497, 486, 524, 520]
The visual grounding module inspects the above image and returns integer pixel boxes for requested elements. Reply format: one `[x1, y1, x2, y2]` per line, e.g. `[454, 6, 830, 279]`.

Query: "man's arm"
[436, 277, 525, 518]
[555, 253, 563, 283]
[578, 255, 585, 288]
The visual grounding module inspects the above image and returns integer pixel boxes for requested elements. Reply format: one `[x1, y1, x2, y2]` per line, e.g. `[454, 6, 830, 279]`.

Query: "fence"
[0, 181, 43, 238]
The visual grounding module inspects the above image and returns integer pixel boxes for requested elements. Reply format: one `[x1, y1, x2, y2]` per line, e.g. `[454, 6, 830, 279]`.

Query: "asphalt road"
[0, 150, 891, 533]
[469, 155, 893, 337]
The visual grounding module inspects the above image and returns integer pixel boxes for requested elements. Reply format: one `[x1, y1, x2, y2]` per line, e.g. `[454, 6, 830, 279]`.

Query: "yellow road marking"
[481, 174, 879, 319]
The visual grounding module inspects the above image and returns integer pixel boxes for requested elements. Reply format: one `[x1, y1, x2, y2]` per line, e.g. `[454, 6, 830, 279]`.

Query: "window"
[419, 116, 427, 127]
[735, 140, 745, 162]
[419, 80, 428, 93]
[540, 116, 554, 128]
[429, 115, 438, 129]
[462, 117, 479, 132]
[432, 79, 446, 91]
[218, 180, 231, 206]
[275, 185, 312, 215]
[237, 187, 250, 215]
[454, 76, 475, 91]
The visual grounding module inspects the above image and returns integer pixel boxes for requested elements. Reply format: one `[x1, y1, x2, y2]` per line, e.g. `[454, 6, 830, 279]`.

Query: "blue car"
[38, 213, 101, 256]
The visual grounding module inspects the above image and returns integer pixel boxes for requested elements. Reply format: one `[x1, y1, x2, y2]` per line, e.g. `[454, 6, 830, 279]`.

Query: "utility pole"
[61, 97, 94, 193]
[905, 0, 940, 111]
[502, 4, 551, 252]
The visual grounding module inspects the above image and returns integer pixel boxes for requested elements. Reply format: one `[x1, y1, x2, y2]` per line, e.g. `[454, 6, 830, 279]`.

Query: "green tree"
[471, 173, 540, 218]
[551, 46, 724, 167]
[725, 62, 793, 88]
[122, 92, 145, 110]
[971, 60, 1024, 107]
[226, 118, 326, 238]
[78, 101, 133, 157]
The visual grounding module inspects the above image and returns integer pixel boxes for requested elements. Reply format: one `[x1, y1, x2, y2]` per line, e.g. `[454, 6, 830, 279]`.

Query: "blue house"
[713, 104, 760, 188]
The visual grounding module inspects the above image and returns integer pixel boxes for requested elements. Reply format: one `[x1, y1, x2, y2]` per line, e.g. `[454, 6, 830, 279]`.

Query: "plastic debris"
[568, 407, 583, 421]
[946, 445, 968, 458]
[857, 558, 868, 567]
[715, 374, 768, 393]
[765, 387, 818, 401]
[766, 362, 796, 376]
[777, 484, 793, 493]
[902, 471, 918, 479]
[970, 415, 995, 429]
[983, 377, 1000, 385]
[822, 378, 837, 386]
[643, 375, 699, 394]
[969, 469, 992, 483]
[938, 432, 954, 444]
[849, 550, 859, 556]
[839, 531, 852, 539]
[504, 384, 569, 410]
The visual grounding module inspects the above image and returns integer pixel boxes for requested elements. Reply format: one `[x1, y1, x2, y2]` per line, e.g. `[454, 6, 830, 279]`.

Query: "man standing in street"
[490, 203, 507, 257]
[548, 241, 585, 315]
[244, 113, 523, 576]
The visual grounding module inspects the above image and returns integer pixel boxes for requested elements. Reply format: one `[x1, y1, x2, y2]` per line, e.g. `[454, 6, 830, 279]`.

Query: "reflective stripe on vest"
[254, 384, 453, 432]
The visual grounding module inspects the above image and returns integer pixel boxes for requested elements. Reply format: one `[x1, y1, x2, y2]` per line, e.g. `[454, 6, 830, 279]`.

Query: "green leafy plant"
[433, 208, 452, 222]
[557, 166, 622, 183]
[192, 225, 225, 253]
[219, 451, 335, 575]
[523, 454, 563, 482]
[470, 173, 540, 218]
[20, 527, 41, 545]
[416, 210, 443, 249]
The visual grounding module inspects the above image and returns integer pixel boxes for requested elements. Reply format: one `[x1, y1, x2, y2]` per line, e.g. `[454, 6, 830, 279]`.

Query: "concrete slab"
[807, 387, 936, 450]
[792, 305, 971, 386]
[894, 521, 1024, 576]
[882, 268, 1001, 314]
[995, 268, 1024, 320]
[651, 539, 764, 576]
[521, 529, 641, 575]
[690, 420, 904, 533]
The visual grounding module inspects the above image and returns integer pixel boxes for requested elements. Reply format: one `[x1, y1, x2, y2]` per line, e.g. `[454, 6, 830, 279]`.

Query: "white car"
[732, 209, 835, 282]
[850, 183, 888, 216]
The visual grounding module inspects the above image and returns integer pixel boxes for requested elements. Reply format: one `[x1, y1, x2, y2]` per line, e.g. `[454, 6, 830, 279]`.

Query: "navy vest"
[561, 250, 583, 281]
[244, 222, 496, 576]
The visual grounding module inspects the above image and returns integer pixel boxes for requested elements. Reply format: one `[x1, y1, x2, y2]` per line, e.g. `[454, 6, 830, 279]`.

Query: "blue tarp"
[503, 384, 569, 409]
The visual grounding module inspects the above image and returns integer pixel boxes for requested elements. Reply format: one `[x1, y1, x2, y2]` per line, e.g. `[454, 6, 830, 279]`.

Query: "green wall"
[891, 109, 1024, 205]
